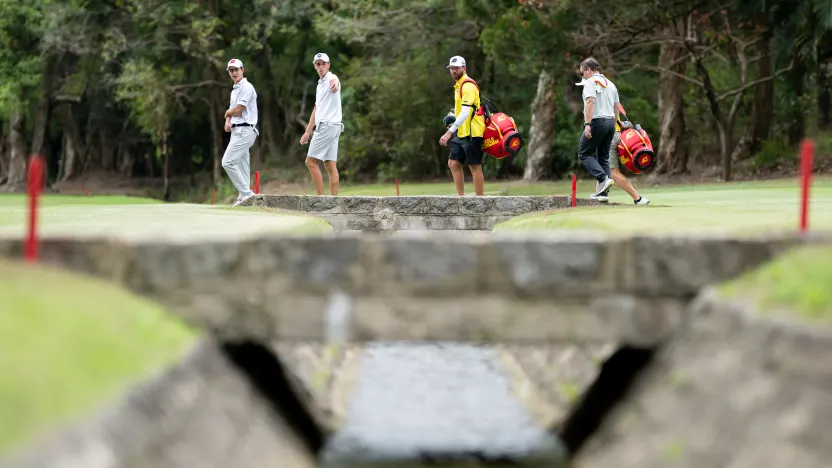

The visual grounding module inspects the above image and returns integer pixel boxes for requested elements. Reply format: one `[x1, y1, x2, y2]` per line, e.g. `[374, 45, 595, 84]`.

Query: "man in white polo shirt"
[222, 58, 258, 206]
[575, 57, 618, 200]
[300, 52, 343, 196]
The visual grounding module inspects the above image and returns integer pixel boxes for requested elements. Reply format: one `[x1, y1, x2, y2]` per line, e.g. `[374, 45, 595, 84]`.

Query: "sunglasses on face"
[228, 68, 241, 72]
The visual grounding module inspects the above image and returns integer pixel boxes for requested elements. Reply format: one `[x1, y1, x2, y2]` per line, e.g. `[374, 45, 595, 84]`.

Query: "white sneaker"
[590, 195, 609, 202]
[232, 193, 254, 207]
[593, 178, 614, 197]
[635, 197, 650, 205]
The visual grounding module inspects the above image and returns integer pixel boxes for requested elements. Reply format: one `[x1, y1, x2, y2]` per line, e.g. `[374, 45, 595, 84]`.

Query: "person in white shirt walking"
[575, 57, 618, 200]
[300, 52, 343, 196]
[222, 58, 259, 206]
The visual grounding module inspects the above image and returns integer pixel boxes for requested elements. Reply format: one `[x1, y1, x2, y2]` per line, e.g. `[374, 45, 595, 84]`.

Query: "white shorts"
[308, 122, 343, 162]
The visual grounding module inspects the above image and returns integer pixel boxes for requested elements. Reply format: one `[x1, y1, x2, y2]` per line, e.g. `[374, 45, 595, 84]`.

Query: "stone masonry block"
[422, 196, 460, 215]
[262, 194, 301, 211]
[1, 339, 317, 468]
[300, 195, 340, 213]
[481, 232, 621, 297]
[621, 234, 799, 295]
[458, 196, 496, 215]
[342, 196, 380, 213]
[421, 215, 479, 230]
[489, 196, 536, 214]
[589, 295, 687, 346]
[575, 287, 832, 468]
[344, 215, 382, 231]
[533, 196, 570, 212]
[376, 196, 427, 214]
[128, 240, 244, 294]
[764, 319, 832, 387]
[363, 231, 481, 295]
[269, 234, 365, 287]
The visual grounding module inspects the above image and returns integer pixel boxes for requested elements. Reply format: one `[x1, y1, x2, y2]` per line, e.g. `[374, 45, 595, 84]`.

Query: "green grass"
[0, 194, 161, 228]
[720, 245, 832, 322]
[0, 198, 333, 235]
[0, 194, 160, 207]
[278, 175, 832, 197]
[0, 259, 196, 454]
[493, 176, 832, 235]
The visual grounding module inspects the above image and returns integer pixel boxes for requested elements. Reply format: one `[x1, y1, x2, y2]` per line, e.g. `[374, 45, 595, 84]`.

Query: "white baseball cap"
[313, 52, 330, 64]
[226, 58, 243, 70]
[446, 56, 466, 68]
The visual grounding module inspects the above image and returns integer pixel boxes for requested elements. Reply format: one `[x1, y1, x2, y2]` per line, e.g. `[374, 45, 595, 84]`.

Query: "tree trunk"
[522, 69, 556, 182]
[819, 61, 831, 130]
[256, 42, 280, 165]
[0, 129, 7, 184]
[718, 119, 732, 181]
[58, 104, 86, 181]
[116, 121, 133, 177]
[748, 33, 774, 155]
[656, 19, 689, 174]
[82, 113, 101, 173]
[3, 110, 28, 190]
[210, 86, 225, 184]
[31, 54, 57, 183]
[162, 134, 171, 201]
[788, 59, 807, 145]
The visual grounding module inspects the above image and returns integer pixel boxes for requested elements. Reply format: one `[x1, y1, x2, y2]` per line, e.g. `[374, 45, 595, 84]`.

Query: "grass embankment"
[493, 177, 832, 235]
[0, 194, 333, 235]
[0, 193, 333, 455]
[0, 260, 196, 454]
[719, 245, 832, 322]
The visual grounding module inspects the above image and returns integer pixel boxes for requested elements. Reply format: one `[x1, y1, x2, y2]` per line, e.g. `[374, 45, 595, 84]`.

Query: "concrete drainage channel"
[4, 221, 829, 467]
[247, 194, 613, 466]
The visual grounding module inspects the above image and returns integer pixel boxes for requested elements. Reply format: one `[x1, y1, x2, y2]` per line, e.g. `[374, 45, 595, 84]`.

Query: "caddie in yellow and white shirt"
[438, 55, 487, 196]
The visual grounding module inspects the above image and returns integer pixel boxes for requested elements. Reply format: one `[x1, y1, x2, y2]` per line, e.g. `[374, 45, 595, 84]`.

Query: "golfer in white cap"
[300, 52, 344, 196]
[222, 58, 259, 206]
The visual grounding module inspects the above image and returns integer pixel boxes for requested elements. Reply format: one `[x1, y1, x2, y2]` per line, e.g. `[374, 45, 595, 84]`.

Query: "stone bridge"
[2, 195, 832, 468]
[241, 194, 606, 230]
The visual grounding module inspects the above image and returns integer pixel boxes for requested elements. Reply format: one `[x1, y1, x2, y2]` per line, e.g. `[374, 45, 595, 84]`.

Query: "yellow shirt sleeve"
[460, 82, 477, 107]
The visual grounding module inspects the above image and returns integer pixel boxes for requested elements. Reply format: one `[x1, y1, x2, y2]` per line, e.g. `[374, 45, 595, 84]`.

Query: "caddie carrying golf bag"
[457, 78, 524, 159]
[616, 107, 656, 174]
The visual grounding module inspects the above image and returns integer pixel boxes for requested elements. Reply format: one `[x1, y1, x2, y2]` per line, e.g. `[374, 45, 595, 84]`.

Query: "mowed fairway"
[492, 177, 832, 235]
[0, 194, 333, 239]
[0, 194, 332, 455]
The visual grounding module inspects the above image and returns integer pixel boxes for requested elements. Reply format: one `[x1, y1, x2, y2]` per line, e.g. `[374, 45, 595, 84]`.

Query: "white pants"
[222, 126, 257, 196]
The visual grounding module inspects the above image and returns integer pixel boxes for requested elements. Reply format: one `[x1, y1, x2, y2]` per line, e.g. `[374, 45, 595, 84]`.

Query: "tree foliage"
[0, 0, 829, 192]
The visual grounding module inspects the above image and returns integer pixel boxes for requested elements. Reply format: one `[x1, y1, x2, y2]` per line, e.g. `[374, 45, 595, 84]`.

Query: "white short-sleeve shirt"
[581, 74, 618, 120]
[229, 77, 258, 127]
[314, 72, 342, 125]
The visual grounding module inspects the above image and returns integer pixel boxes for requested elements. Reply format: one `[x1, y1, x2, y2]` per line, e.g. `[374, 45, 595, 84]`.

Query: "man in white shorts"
[222, 58, 258, 206]
[300, 52, 343, 196]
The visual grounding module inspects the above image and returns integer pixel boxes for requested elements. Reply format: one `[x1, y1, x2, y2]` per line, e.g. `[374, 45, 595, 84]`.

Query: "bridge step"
[319, 343, 567, 467]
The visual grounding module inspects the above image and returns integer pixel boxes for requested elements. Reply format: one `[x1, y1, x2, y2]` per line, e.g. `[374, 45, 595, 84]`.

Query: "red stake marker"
[571, 173, 577, 207]
[211, 187, 216, 205]
[395, 179, 400, 196]
[254, 171, 260, 194]
[800, 139, 814, 233]
[26, 155, 45, 263]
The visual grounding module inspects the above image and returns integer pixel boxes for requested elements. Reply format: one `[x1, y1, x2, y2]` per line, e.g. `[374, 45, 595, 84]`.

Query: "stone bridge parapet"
[241, 194, 608, 230]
